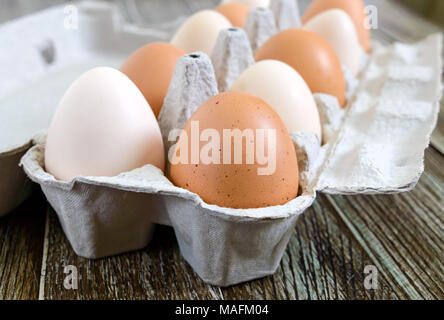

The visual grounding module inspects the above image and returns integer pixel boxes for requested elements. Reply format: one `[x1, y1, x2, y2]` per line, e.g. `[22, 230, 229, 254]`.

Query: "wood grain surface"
[40, 195, 398, 300]
[0, 188, 47, 299]
[0, 0, 443, 300]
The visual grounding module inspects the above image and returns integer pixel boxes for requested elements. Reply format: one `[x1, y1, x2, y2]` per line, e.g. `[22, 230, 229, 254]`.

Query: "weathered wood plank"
[275, 197, 397, 300]
[41, 212, 224, 300]
[0, 189, 46, 300]
[325, 147, 444, 300]
[41, 193, 396, 300]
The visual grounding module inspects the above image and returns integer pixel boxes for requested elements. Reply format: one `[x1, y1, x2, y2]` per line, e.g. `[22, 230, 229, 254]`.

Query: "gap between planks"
[38, 210, 50, 300]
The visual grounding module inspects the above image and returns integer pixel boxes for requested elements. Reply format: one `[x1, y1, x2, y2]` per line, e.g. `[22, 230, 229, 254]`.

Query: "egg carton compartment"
[0, 1, 184, 217]
[22, 131, 317, 285]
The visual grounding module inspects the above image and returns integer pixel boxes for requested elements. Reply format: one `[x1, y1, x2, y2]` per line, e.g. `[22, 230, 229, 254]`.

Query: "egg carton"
[5, 1, 444, 286]
[22, 32, 443, 286]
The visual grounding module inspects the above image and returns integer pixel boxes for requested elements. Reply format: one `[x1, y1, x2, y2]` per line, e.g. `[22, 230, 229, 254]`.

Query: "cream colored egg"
[303, 9, 361, 76]
[231, 60, 322, 141]
[220, 0, 270, 10]
[45, 67, 164, 182]
[170, 10, 232, 56]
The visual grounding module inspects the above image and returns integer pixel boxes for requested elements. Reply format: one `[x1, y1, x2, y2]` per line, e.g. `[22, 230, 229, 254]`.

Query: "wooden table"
[0, 0, 443, 300]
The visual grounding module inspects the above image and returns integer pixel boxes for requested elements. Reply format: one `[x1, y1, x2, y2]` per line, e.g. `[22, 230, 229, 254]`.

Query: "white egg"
[303, 9, 361, 76]
[170, 10, 232, 56]
[45, 67, 165, 182]
[230, 60, 322, 141]
[220, 0, 270, 10]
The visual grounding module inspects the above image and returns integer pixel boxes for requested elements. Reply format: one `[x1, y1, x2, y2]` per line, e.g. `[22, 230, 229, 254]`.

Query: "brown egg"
[255, 29, 346, 108]
[170, 91, 299, 209]
[215, 3, 249, 28]
[120, 42, 186, 117]
[302, 0, 370, 52]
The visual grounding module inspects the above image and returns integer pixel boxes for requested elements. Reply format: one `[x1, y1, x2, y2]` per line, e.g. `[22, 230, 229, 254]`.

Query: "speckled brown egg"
[169, 91, 299, 209]
[120, 42, 186, 117]
[255, 29, 346, 108]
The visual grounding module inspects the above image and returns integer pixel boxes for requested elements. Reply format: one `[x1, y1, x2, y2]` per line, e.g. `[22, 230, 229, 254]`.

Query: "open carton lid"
[312, 34, 443, 195]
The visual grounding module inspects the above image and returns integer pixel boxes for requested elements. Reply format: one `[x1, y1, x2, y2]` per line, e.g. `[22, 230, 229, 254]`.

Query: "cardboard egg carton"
[22, 129, 316, 284]
[22, 32, 443, 286]
[4, 1, 444, 286]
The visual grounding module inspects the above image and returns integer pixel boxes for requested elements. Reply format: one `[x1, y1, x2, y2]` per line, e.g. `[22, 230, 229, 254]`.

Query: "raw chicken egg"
[231, 60, 322, 141]
[215, 3, 250, 28]
[220, 0, 270, 10]
[255, 29, 346, 108]
[120, 42, 186, 117]
[302, 0, 370, 52]
[45, 67, 165, 182]
[304, 9, 361, 76]
[169, 91, 299, 209]
[171, 10, 232, 56]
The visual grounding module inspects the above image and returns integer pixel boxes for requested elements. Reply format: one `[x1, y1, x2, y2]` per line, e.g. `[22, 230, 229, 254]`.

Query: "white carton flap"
[314, 34, 443, 194]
